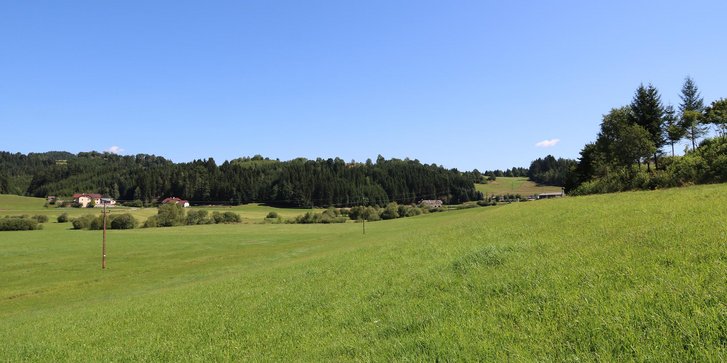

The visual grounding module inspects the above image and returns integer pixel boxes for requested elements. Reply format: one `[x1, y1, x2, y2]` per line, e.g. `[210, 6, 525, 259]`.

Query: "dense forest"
[0, 153, 482, 208]
[527, 156, 577, 186]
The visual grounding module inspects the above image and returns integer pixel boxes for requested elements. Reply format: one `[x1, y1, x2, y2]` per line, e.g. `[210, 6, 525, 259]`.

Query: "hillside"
[1, 151, 481, 207]
[475, 177, 563, 196]
[1, 185, 725, 360]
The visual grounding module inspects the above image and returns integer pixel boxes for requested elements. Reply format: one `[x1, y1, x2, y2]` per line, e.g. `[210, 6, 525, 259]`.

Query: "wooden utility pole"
[362, 218, 366, 235]
[102, 201, 107, 269]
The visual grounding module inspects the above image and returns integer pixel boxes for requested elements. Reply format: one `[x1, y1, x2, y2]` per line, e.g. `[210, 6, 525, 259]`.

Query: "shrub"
[363, 207, 381, 221]
[72, 214, 97, 230]
[212, 211, 241, 224]
[57, 212, 69, 223]
[0, 218, 41, 231]
[88, 216, 104, 230]
[477, 200, 496, 207]
[143, 215, 159, 228]
[295, 212, 320, 224]
[405, 206, 423, 217]
[348, 206, 365, 221]
[186, 210, 210, 225]
[110, 214, 138, 229]
[319, 208, 346, 223]
[397, 204, 410, 217]
[380, 202, 400, 220]
[265, 211, 280, 219]
[156, 204, 186, 227]
[32, 215, 49, 223]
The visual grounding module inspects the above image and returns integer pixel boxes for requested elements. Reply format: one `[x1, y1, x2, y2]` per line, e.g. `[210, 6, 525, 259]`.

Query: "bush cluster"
[212, 211, 241, 224]
[0, 217, 42, 231]
[71, 213, 138, 230]
[186, 210, 211, 225]
[290, 202, 429, 224]
[294, 208, 348, 224]
[142, 204, 241, 227]
[32, 215, 49, 223]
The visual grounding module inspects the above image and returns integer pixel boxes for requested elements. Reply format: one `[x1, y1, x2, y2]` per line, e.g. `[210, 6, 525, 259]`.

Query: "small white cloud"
[105, 146, 124, 154]
[535, 139, 560, 148]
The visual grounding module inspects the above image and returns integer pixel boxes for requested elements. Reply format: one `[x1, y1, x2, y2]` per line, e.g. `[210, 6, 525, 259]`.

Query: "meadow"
[476, 177, 563, 196]
[0, 196, 315, 224]
[0, 185, 725, 361]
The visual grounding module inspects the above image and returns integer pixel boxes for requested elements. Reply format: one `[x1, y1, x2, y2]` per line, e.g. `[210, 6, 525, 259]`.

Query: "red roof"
[73, 193, 103, 199]
[161, 197, 189, 204]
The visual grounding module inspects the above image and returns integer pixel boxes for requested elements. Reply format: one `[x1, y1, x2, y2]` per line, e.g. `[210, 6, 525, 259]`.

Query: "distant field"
[0, 194, 47, 211]
[1, 184, 725, 360]
[476, 177, 563, 196]
[0, 195, 314, 223]
[196, 203, 316, 220]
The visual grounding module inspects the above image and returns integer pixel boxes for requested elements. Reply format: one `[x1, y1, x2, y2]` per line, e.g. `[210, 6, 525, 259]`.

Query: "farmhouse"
[73, 193, 116, 207]
[419, 199, 443, 208]
[161, 197, 190, 208]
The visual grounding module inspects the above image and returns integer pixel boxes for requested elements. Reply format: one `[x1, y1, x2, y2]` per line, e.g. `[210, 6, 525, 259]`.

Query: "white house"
[73, 193, 116, 207]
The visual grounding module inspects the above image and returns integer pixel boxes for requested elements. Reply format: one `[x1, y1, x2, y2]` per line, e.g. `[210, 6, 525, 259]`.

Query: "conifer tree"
[629, 84, 665, 169]
[678, 76, 704, 114]
[679, 77, 707, 150]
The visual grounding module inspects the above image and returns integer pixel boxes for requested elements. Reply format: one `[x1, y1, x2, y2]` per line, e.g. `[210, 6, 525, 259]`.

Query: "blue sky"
[1, 1, 726, 171]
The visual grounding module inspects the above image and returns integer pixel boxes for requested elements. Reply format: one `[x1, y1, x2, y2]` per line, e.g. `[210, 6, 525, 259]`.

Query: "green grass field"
[476, 177, 563, 196]
[0, 185, 725, 361]
[0, 196, 315, 224]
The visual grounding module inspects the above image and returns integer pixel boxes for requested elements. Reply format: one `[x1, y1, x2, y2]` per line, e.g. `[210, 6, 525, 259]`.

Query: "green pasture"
[196, 203, 316, 220]
[0, 194, 48, 212]
[476, 177, 563, 196]
[0, 195, 314, 224]
[0, 185, 725, 361]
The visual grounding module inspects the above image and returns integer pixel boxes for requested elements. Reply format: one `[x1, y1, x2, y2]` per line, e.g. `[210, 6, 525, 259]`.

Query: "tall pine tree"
[629, 84, 665, 170]
[679, 77, 707, 150]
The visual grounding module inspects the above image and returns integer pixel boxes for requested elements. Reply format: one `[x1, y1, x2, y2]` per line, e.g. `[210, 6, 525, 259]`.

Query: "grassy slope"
[0, 185, 725, 361]
[476, 176, 563, 196]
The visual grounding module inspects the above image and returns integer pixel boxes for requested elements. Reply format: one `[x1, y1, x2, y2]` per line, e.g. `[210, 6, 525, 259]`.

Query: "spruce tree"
[629, 84, 665, 169]
[679, 77, 707, 150]
[678, 76, 704, 114]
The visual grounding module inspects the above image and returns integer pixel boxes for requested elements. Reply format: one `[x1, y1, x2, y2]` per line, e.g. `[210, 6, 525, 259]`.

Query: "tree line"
[0, 153, 482, 208]
[566, 77, 727, 194]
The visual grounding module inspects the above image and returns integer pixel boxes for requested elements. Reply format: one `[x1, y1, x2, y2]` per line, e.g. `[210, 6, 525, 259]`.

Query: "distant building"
[161, 197, 190, 208]
[419, 199, 443, 208]
[537, 191, 564, 200]
[73, 193, 116, 207]
[47, 196, 57, 203]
